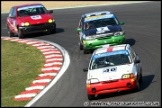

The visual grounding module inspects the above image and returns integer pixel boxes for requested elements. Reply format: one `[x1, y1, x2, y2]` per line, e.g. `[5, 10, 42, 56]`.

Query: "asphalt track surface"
[1, 1, 161, 107]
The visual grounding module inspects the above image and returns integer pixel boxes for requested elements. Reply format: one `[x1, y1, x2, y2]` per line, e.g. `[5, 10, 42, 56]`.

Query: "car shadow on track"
[17, 28, 64, 38]
[125, 38, 136, 46]
[91, 74, 155, 100]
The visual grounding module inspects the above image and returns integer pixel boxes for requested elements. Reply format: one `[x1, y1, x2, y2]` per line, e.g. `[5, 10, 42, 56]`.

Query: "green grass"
[1, 40, 45, 107]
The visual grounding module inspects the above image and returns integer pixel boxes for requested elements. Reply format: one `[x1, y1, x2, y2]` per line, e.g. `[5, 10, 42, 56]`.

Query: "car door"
[7, 7, 17, 33]
[78, 18, 83, 42]
[129, 47, 141, 74]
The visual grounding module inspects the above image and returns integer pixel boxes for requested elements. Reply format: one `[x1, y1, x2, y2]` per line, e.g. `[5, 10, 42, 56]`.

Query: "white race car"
[84, 44, 142, 100]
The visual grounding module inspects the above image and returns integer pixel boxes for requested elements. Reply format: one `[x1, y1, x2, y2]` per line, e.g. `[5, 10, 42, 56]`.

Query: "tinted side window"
[9, 7, 14, 17]
[78, 19, 82, 28]
[12, 8, 16, 17]
[129, 47, 136, 61]
[9, 7, 16, 18]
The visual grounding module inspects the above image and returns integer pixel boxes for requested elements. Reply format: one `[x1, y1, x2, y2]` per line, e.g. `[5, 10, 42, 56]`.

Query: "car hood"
[84, 25, 122, 36]
[17, 14, 53, 25]
[87, 64, 133, 82]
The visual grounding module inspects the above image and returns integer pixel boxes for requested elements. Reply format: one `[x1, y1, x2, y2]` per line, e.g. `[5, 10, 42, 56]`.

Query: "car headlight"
[21, 22, 30, 26]
[114, 31, 125, 36]
[48, 19, 54, 23]
[122, 73, 134, 79]
[90, 78, 99, 84]
[85, 36, 95, 40]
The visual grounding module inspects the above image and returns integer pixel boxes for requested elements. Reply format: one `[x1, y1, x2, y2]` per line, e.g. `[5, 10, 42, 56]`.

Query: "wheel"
[18, 28, 24, 39]
[50, 23, 56, 34]
[139, 68, 143, 83]
[79, 42, 83, 50]
[88, 94, 95, 100]
[133, 75, 142, 92]
[50, 26, 56, 34]
[83, 48, 90, 54]
[8, 28, 14, 37]
[139, 73, 143, 83]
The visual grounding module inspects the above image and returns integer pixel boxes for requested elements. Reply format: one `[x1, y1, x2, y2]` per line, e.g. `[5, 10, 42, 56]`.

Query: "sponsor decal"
[93, 50, 128, 59]
[85, 14, 114, 22]
[96, 27, 110, 34]
[31, 15, 42, 20]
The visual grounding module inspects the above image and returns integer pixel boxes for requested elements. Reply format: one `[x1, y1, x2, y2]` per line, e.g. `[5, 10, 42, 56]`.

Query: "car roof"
[93, 44, 130, 55]
[82, 11, 113, 18]
[12, 3, 44, 9]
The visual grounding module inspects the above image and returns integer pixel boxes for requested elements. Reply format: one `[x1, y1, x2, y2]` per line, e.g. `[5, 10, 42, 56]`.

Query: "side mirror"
[9, 15, 15, 18]
[48, 10, 53, 14]
[76, 28, 82, 32]
[120, 21, 125, 25]
[83, 68, 88, 72]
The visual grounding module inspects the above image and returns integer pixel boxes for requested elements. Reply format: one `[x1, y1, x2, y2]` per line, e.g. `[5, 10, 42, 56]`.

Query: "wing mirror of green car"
[120, 21, 125, 25]
[83, 68, 88, 72]
[76, 28, 82, 32]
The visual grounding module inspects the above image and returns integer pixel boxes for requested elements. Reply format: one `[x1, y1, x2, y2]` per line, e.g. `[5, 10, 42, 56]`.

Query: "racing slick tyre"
[18, 29, 24, 39]
[88, 94, 95, 100]
[8, 28, 14, 37]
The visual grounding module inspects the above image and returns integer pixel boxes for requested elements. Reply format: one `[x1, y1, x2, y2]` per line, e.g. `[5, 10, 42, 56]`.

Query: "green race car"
[76, 11, 126, 54]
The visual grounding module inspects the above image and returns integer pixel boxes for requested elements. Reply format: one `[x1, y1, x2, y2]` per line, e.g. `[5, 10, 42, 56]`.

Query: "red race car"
[6, 3, 56, 38]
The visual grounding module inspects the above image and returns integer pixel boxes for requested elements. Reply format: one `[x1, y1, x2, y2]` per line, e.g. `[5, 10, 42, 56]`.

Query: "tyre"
[50, 26, 56, 34]
[139, 68, 143, 83]
[18, 28, 24, 39]
[79, 42, 83, 50]
[8, 28, 14, 37]
[83, 48, 90, 54]
[133, 76, 141, 92]
[139, 73, 143, 83]
[88, 94, 95, 100]
[50, 23, 56, 34]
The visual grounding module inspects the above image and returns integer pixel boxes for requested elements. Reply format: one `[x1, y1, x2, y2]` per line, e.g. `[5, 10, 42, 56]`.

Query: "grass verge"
[1, 40, 45, 107]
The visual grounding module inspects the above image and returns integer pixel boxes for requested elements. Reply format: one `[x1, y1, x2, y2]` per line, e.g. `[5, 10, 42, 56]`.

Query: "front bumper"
[87, 78, 137, 95]
[83, 35, 125, 50]
[19, 22, 56, 34]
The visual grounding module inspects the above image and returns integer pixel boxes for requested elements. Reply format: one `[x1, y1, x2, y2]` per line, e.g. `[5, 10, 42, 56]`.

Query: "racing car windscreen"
[90, 53, 131, 70]
[84, 18, 119, 30]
